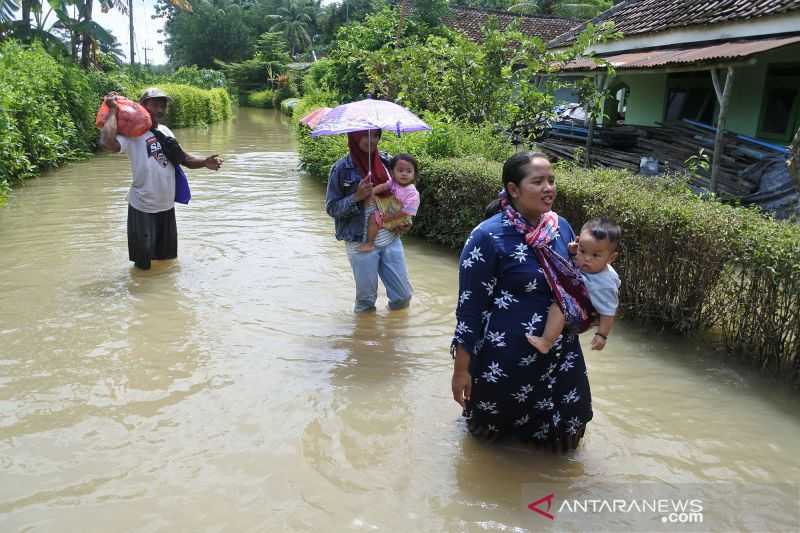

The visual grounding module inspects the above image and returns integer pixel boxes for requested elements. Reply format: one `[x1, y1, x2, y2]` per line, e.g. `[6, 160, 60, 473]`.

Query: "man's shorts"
[127, 205, 177, 270]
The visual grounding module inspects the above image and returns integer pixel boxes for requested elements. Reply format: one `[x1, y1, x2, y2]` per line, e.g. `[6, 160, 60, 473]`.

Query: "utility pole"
[129, 0, 135, 65]
[142, 44, 153, 66]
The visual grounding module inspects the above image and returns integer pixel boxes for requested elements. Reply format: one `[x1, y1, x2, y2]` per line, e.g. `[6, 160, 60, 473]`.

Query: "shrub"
[0, 40, 102, 197]
[246, 89, 275, 108]
[170, 66, 227, 89]
[132, 83, 232, 128]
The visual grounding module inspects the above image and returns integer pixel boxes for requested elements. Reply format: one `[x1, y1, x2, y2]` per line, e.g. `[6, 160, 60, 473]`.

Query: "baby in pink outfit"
[359, 154, 421, 252]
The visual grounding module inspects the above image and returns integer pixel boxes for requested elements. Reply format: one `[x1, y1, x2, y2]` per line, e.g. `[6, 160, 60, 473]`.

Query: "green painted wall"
[725, 62, 766, 136]
[618, 73, 667, 126]
[614, 44, 800, 139]
[725, 45, 799, 136]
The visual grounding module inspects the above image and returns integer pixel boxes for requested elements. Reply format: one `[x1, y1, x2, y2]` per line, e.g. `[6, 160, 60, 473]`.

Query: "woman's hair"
[389, 153, 418, 173]
[483, 151, 551, 219]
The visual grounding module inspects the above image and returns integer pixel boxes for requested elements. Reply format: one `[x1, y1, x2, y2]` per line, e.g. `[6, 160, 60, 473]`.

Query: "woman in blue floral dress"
[451, 152, 592, 451]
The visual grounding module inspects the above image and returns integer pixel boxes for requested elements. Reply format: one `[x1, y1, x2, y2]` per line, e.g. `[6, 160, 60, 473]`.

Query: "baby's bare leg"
[526, 303, 564, 353]
[358, 212, 379, 252]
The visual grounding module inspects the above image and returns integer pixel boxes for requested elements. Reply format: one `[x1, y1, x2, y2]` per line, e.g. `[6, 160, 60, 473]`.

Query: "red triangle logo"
[528, 493, 555, 521]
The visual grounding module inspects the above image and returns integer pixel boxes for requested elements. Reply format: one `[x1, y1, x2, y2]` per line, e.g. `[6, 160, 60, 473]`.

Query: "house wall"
[614, 44, 800, 139]
[617, 73, 667, 126]
[726, 46, 800, 136]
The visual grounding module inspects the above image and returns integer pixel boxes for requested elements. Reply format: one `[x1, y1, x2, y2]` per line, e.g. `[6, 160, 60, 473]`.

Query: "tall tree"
[158, 0, 254, 67]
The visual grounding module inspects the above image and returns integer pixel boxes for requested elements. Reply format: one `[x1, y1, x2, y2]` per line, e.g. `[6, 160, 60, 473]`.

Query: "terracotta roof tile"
[548, 0, 800, 48]
[442, 6, 580, 43]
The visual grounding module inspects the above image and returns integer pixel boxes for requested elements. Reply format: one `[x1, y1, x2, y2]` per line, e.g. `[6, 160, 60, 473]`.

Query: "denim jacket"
[325, 152, 391, 242]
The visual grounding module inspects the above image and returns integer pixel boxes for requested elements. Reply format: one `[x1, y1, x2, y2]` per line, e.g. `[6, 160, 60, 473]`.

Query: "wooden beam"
[710, 68, 723, 103]
[585, 72, 610, 167]
[710, 66, 736, 195]
[789, 125, 800, 189]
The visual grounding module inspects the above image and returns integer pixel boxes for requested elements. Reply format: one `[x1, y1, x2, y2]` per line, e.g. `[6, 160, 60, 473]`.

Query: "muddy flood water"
[1, 109, 799, 532]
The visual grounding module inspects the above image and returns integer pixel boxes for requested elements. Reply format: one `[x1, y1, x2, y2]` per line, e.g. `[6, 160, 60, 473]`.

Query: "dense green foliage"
[155, 0, 383, 68]
[0, 40, 115, 196]
[313, 7, 617, 143]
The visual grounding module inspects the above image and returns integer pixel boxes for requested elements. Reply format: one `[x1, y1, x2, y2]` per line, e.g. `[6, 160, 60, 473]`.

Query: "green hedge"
[147, 83, 232, 128]
[245, 89, 275, 108]
[0, 40, 116, 198]
[296, 113, 800, 381]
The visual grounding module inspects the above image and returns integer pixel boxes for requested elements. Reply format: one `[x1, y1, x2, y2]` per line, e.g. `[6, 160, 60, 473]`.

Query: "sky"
[93, 0, 169, 65]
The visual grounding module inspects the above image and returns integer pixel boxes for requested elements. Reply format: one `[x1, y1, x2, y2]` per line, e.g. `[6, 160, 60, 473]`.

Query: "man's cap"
[139, 87, 172, 103]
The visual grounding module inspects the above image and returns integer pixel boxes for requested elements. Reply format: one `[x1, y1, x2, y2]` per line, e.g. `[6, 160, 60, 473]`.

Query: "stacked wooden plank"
[539, 120, 789, 199]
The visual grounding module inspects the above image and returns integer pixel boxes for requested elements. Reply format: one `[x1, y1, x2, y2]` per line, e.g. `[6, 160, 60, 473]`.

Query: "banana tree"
[1, 0, 68, 56]
[44, 0, 125, 65]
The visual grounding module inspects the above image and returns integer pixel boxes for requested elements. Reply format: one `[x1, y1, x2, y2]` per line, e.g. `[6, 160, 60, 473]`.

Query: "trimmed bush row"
[294, 101, 800, 382]
[145, 83, 232, 128]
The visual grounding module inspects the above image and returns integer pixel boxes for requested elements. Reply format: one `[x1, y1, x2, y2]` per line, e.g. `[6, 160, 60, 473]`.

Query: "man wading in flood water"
[100, 87, 224, 270]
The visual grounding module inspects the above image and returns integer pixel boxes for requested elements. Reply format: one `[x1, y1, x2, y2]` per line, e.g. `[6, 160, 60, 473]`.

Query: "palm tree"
[1, 0, 20, 24]
[268, 0, 314, 57]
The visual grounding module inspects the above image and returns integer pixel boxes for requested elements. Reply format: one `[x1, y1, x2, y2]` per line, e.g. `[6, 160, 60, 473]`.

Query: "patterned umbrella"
[311, 98, 430, 138]
[299, 107, 332, 129]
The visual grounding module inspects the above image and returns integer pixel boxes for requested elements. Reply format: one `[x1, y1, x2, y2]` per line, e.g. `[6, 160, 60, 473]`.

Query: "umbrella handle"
[368, 129, 372, 181]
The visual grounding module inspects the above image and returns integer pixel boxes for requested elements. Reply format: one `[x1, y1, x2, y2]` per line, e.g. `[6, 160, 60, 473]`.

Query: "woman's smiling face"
[507, 157, 556, 220]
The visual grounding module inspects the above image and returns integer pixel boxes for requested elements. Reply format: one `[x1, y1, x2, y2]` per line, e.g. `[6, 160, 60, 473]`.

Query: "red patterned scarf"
[501, 193, 593, 333]
[347, 130, 390, 188]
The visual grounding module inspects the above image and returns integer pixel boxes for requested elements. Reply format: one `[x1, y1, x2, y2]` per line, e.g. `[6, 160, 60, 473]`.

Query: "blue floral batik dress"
[451, 211, 593, 446]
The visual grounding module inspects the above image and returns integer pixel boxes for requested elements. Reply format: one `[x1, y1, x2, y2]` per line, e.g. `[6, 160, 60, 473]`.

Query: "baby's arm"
[588, 282, 618, 351]
[372, 182, 391, 196]
[591, 315, 615, 350]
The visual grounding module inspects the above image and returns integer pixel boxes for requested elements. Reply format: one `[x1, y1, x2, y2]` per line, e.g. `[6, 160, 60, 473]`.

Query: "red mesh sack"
[95, 97, 152, 137]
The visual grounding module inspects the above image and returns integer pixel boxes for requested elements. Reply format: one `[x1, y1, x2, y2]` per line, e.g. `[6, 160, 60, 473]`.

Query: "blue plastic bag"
[175, 164, 191, 204]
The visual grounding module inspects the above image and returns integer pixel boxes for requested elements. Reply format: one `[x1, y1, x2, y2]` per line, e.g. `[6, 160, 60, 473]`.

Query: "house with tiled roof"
[549, 0, 800, 146]
[442, 6, 580, 43]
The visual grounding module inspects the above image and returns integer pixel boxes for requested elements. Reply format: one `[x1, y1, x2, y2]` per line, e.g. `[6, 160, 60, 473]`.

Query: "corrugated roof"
[561, 35, 800, 71]
[442, 6, 580, 43]
[549, 0, 800, 48]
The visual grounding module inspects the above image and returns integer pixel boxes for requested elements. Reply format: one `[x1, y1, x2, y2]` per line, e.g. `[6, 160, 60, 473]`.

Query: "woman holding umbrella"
[317, 98, 430, 313]
[325, 129, 413, 313]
